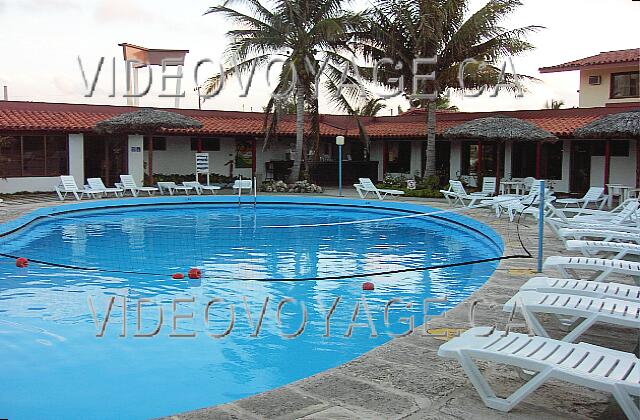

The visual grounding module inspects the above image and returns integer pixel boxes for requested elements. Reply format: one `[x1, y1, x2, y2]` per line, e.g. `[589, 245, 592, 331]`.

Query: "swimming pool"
[0, 197, 503, 419]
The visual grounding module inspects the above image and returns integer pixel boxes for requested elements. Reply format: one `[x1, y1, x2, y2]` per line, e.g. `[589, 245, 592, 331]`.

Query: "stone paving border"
[0, 192, 635, 419]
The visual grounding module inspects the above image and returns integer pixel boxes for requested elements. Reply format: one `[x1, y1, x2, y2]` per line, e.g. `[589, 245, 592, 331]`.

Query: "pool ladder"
[237, 176, 258, 207]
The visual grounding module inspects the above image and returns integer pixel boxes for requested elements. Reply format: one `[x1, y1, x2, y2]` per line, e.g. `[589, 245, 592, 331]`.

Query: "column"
[410, 140, 422, 178]
[128, 134, 145, 185]
[68, 133, 84, 186]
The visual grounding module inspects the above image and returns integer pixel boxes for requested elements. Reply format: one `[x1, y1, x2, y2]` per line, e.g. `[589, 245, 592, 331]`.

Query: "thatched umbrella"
[574, 110, 640, 139]
[574, 109, 640, 188]
[444, 116, 558, 193]
[94, 109, 203, 184]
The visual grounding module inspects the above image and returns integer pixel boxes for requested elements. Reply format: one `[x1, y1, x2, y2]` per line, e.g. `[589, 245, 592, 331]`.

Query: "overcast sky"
[0, 0, 637, 114]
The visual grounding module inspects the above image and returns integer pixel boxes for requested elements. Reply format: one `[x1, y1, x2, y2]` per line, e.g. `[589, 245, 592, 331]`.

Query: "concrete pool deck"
[0, 191, 636, 419]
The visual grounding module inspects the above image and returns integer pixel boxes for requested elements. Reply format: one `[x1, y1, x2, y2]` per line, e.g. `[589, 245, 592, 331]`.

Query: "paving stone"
[234, 387, 326, 419]
[297, 373, 419, 416]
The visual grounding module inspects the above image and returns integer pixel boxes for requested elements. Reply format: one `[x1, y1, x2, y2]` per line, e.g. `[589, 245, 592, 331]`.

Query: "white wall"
[410, 140, 422, 177]
[68, 133, 84, 186]
[449, 140, 461, 181]
[579, 66, 640, 108]
[143, 136, 275, 180]
[370, 141, 384, 180]
[0, 177, 59, 194]
[127, 135, 144, 186]
[590, 140, 637, 187]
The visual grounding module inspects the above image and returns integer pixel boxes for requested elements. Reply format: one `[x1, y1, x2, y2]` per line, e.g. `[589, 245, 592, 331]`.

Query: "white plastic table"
[500, 181, 524, 195]
[606, 184, 631, 208]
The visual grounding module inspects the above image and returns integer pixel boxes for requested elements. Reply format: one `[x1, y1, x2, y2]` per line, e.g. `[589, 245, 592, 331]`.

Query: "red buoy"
[362, 282, 374, 291]
[172, 273, 185, 280]
[188, 268, 202, 280]
[15, 257, 29, 268]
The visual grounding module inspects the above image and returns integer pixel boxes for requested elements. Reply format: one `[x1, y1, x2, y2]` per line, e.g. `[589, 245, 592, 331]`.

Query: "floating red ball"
[188, 268, 202, 280]
[15, 257, 29, 268]
[172, 273, 185, 280]
[362, 282, 375, 291]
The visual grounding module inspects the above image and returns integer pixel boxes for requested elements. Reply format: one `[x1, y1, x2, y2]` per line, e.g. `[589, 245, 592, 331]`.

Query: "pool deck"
[1, 191, 636, 419]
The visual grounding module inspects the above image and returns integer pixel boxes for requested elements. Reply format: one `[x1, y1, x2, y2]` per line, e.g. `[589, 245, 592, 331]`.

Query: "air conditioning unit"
[588, 75, 602, 85]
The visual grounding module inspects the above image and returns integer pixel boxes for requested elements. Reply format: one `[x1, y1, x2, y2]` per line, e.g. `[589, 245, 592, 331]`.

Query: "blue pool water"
[0, 199, 502, 419]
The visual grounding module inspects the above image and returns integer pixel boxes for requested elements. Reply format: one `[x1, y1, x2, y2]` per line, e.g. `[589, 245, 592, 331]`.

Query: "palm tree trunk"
[289, 83, 305, 183]
[424, 100, 437, 177]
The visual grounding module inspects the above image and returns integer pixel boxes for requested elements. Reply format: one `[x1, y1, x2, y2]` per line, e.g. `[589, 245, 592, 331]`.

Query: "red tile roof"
[0, 100, 638, 140]
[539, 48, 640, 73]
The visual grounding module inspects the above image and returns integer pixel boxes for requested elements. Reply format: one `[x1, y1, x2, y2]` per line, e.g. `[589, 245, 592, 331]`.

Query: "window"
[143, 137, 167, 151]
[461, 142, 479, 176]
[0, 134, 68, 177]
[46, 135, 68, 176]
[191, 137, 220, 151]
[610, 71, 639, 99]
[460, 142, 502, 176]
[0, 136, 22, 178]
[386, 141, 411, 173]
[511, 141, 563, 179]
[591, 140, 629, 157]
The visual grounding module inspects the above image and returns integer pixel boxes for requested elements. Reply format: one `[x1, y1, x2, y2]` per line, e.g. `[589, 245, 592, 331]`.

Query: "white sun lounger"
[439, 180, 486, 207]
[546, 201, 640, 237]
[571, 199, 639, 225]
[183, 181, 221, 195]
[437, 327, 640, 418]
[520, 277, 640, 303]
[558, 228, 640, 244]
[544, 256, 640, 284]
[504, 291, 640, 343]
[157, 181, 194, 196]
[354, 178, 404, 201]
[555, 187, 607, 212]
[566, 240, 640, 260]
[119, 175, 159, 197]
[478, 177, 497, 197]
[55, 175, 96, 201]
[86, 178, 124, 198]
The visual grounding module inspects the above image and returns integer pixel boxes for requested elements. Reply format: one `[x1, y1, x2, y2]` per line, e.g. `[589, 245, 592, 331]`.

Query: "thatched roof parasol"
[443, 116, 557, 141]
[574, 110, 640, 139]
[94, 109, 203, 134]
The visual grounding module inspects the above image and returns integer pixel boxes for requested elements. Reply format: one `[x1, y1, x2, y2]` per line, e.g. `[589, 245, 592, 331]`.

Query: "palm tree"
[359, 0, 541, 177]
[545, 98, 565, 109]
[203, 0, 367, 182]
[355, 98, 387, 117]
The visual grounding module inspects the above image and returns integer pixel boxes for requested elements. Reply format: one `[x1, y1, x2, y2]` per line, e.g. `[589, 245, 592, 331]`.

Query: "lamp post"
[336, 135, 345, 197]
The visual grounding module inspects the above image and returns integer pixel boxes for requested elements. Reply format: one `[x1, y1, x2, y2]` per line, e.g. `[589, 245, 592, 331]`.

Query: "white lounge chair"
[520, 277, 640, 303]
[558, 227, 640, 244]
[504, 290, 640, 343]
[497, 188, 555, 222]
[546, 201, 640, 237]
[157, 181, 194, 196]
[86, 178, 124, 198]
[183, 181, 221, 195]
[233, 179, 254, 195]
[119, 175, 159, 197]
[354, 178, 404, 200]
[55, 175, 96, 201]
[555, 187, 607, 212]
[478, 177, 497, 197]
[438, 327, 640, 418]
[566, 240, 640, 260]
[570, 199, 639, 226]
[439, 180, 485, 207]
[544, 256, 640, 284]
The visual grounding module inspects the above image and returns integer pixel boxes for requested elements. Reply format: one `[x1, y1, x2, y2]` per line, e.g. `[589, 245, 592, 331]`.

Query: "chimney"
[2, 86, 7, 101]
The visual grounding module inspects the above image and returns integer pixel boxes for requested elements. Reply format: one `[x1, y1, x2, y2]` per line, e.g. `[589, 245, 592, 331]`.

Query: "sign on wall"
[235, 140, 253, 169]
